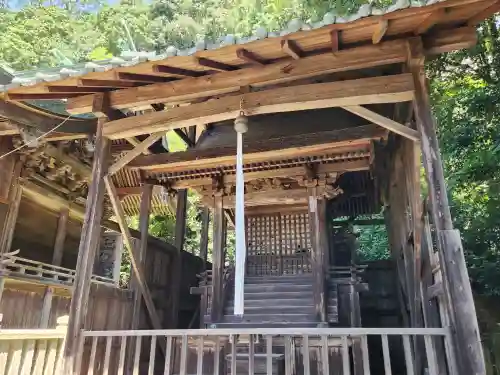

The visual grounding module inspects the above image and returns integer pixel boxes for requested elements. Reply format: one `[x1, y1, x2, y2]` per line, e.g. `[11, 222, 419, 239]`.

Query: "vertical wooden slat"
[118, 336, 127, 375]
[163, 336, 173, 375]
[231, 335, 237, 375]
[180, 335, 188, 375]
[213, 336, 221, 375]
[249, 335, 255, 375]
[361, 335, 370, 375]
[302, 335, 310, 375]
[149, 336, 157, 375]
[5, 340, 22, 375]
[284, 336, 292, 375]
[19, 339, 35, 375]
[88, 337, 98, 375]
[266, 335, 273, 375]
[102, 336, 113, 375]
[133, 336, 142, 375]
[0, 341, 9, 374]
[211, 194, 225, 322]
[402, 335, 415, 375]
[196, 336, 204, 375]
[341, 336, 350, 375]
[44, 339, 59, 375]
[424, 335, 438, 375]
[74, 334, 85, 375]
[321, 335, 329, 375]
[381, 335, 392, 375]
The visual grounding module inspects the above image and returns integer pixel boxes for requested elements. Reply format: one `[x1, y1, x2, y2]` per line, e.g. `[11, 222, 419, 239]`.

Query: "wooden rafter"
[117, 72, 178, 83]
[330, 30, 340, 53]
[101, 74, 414, 139]
[64, 29, 475, 115]
[281, 39, 303, 60]
[196, 57, 238, 71]
[467, 0, 500, 25]
[47, 86, 110, 94]
[128, 124, 383, 172]
[78, 79, 139, 88]
[152, 64, 205, 77]
[125, 137, 152, 155]
[372, 20, 389, 44]
[414, 9, 446, 35]
[342, 105, 420, 141]
[236, 48, 268, 66]
[174, 128, 195, 147]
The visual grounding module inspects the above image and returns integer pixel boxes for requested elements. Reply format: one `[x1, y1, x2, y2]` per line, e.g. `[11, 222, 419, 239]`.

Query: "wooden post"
[131, 184, 153, 330]
[408, 38, 486, 375]
[307, 187, 326, 324]
[63, 106, 110, 375]
[211, 193, 224, 325]
[199, 208, 210, 269]
[168, 189, 187, 328]
[0, 157, 22, 254]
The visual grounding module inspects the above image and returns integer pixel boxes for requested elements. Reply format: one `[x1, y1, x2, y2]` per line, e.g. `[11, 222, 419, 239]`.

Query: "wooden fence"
[77, 327, 457, 375]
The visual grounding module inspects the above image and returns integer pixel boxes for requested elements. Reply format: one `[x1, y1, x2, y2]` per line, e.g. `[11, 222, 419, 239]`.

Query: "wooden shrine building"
[0, 0, 498, 374]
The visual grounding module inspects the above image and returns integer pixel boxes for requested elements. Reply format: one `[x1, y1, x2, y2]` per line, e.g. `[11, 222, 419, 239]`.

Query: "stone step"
[224, 305, 315, 315]
[226, 297, 314, 308]
[244, 284, 312, 293]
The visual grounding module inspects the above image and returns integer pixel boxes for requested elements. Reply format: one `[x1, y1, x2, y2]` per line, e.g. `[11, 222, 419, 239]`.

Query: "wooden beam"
[236, 48, 267, 66]
[152, 65, 205, 77]
[5, 92, 85, 100]
[330, 30, 339, 53]
[281, 39, 303, 59]
[66, 30, 475, 115]
[47, 86, 110, 94]
[102, 74, 414, 139]
[423, 26, 477, 55]
[342, 105, 420, 141]
[78, 79, 139, 88]
[467, 0, 500, 25]
[0, 159, 22, 254]
[125, 137, 152, 155]
[372, 20, 389, 44]
[128, 125, 383, 172]
[63, 116, 110, 374]
[414, 9, 446, 35]
[108, 132, 164, 175]
[168, 159, 370, 189]
[196, 57, 238, 71]
[174, 128, 195, 147]
[222, 188, 310, 208]
[117, 72, 178, 83]
[104, 175, 164, 332]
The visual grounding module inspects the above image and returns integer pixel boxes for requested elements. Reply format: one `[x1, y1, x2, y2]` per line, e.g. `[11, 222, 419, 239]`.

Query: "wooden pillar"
[168, 189, 187, 328]
[307, 187, 326, 324]
[199, 208, 210, 269]
[408, 38, 485, 375]
[63, 106, 110, 374]
[211, 194, 224, 324]
[40, 208, 69, 328]
[0, 157, 22, 254]
[131, 184, 153, 330]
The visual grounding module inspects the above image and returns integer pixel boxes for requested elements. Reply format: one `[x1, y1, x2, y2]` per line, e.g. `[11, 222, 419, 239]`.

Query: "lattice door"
[246, 212, 312, 276]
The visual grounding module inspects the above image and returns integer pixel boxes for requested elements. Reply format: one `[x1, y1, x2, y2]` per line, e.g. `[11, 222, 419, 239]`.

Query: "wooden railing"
[77, 327, 457, 375]
[0, 251, 115, 286]
[246, 254, 311, 276]
[0, 316, 67, 374]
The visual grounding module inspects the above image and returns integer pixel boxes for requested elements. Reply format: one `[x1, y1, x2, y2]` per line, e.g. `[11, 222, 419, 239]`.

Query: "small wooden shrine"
[0, 0, 498, 374]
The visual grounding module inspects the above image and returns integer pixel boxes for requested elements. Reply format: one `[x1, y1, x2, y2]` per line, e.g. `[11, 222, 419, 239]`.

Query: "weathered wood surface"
[210, 195, 225, 324]
[408, 37, 485, 375]
[63, 114, 110, 374]
[130, 124, 383, 172]
[101, 74, 414, 138]
[0, 157, 22, 254]
[59, 27, 478, 115]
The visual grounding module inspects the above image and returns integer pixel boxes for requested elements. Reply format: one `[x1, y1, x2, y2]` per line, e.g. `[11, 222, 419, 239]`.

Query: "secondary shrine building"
[0, 0, 497, 374]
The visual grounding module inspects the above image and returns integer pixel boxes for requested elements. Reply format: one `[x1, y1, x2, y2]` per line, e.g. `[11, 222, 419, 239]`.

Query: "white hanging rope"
[233, 112, 248, 317]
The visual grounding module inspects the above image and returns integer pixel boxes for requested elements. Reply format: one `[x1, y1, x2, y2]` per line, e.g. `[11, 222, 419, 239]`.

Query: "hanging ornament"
[233, 109, 248, 317]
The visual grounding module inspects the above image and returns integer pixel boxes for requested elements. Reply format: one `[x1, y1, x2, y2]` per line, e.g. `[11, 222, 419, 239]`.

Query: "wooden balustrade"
[0, 252, 115, 287]
[77, 327, 456, 375]
[0, 315, 68, 374]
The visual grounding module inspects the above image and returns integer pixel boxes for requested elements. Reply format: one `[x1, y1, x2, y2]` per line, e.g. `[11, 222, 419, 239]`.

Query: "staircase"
[205, 273, 338, 327]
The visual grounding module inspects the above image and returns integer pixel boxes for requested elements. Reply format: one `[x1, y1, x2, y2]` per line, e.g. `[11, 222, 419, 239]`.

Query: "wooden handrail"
[0, 253, 115, 286]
